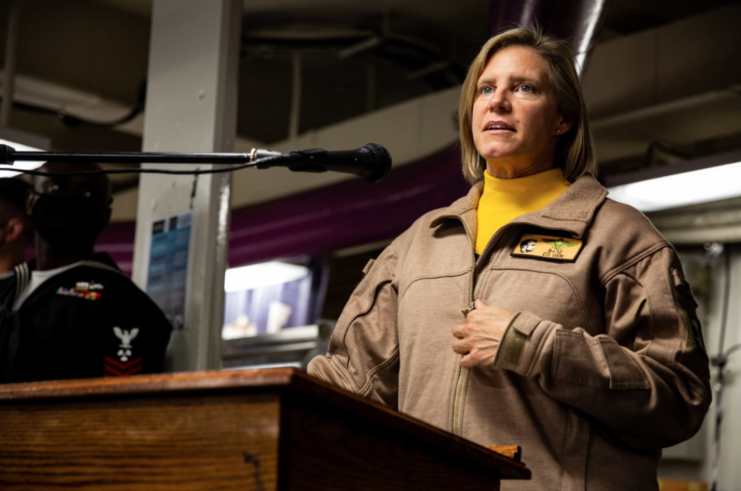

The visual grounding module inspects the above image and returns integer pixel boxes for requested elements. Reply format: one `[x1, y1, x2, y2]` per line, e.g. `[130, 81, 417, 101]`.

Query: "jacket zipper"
[452, 218, 476, 436]
[451, 220, 527, 435]
[447, 214, 582, 436]
[452, 219, 512, 435]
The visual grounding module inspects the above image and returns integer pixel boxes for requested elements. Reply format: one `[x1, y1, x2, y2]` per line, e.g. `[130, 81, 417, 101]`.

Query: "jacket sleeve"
[89, 290, 173, 377]
[493, 245, 711, 449]
[307, 244, 400, 408]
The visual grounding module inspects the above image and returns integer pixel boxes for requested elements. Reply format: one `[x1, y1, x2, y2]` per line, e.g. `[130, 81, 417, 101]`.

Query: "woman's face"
[471, 46, 571, 177]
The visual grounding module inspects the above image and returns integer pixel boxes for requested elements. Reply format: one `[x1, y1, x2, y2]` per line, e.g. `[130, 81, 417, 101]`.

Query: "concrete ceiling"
[94, 0, 492, 42]
[4, 0, 737, 145]
[0, 0, 739, 192]
[0, 0, 492, 149]
[92, 0, 740, 41]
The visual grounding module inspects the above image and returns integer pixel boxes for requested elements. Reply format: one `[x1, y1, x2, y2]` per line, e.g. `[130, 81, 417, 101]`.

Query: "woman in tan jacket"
[309, 27, 710, 490]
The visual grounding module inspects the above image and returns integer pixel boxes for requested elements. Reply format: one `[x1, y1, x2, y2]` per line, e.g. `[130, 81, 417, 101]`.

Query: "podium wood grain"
[0, 368, 530, 490]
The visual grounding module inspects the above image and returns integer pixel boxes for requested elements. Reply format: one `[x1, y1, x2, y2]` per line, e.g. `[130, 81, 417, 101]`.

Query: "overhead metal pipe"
[488, 0, 609, 76]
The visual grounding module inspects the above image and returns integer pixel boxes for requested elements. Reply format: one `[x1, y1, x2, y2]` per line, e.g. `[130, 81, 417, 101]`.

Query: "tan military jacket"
[308, 175, 711, 491]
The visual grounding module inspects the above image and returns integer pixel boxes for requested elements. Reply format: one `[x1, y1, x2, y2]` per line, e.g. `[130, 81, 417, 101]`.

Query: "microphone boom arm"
[0, 144, 391, 183]
[0, 144, 271, 165]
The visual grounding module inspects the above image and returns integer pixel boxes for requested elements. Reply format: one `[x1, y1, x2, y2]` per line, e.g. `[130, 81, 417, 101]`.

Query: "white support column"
[131, 0, 241, 371]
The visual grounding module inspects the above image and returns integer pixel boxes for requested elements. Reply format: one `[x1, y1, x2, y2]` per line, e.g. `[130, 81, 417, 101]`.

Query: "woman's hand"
[452, 300, 515, 368]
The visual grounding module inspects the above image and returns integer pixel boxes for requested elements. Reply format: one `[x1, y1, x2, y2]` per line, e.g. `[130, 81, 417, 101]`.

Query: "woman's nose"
[489, 88, 511, 112]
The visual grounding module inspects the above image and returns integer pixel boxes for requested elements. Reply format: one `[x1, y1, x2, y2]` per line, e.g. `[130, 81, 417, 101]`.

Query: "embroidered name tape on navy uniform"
[512, 234, 584, 262]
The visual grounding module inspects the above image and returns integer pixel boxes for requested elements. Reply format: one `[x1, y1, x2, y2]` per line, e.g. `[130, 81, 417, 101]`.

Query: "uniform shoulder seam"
[600, 241, 672, 284]
[602, 199, 663, 233]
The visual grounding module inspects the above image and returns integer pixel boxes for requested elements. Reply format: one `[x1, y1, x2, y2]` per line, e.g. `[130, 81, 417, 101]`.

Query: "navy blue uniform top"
[0, 253, 172, 384]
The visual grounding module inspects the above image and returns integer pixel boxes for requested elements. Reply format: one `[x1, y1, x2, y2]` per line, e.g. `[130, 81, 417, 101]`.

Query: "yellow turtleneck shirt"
[475, 168, 571, 255]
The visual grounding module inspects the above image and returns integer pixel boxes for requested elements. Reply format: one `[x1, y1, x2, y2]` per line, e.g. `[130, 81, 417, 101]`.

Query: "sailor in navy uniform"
[0, 162, 172, 384]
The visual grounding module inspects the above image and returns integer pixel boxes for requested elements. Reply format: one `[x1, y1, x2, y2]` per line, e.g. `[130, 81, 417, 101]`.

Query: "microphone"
[0, 143, 393, 183]
[255, 143, 392, 183]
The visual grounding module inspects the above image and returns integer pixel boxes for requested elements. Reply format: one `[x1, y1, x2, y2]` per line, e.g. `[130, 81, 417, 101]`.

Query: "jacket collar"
[11, 262, 30, 306]
[429, 174, 609, 239]
[19, 252, 124, 284]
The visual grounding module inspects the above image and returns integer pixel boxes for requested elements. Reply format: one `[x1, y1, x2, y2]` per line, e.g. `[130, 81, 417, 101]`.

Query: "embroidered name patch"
[511, 234, 584, 262]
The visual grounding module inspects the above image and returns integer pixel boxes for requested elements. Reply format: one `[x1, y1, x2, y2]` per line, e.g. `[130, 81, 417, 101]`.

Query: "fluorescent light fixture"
[605, 149, 741, 212]
[0, 127, 50, 178]
[224, 261, 309, 292]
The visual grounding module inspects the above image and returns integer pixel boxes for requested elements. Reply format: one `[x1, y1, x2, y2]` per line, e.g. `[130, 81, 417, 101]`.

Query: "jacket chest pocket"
[477, 269, 591, 332]
[398, 272, 471, 346]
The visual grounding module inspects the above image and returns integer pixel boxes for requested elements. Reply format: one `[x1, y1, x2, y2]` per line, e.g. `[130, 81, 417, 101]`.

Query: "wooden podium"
[0, 368, 530, 490]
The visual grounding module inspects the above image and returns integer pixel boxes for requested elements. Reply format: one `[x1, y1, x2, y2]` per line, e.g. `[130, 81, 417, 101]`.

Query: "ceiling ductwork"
[241, 25, 466, 91]
[488, 0, 609, 74]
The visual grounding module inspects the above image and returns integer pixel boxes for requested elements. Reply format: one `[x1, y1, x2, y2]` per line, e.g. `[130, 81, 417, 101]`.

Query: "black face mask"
[31, 194, 111, 253]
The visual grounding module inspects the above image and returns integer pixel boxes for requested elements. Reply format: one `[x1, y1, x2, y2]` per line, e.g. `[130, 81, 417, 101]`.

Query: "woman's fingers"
[452, 303, 514, 367]
[452, 338, 470, 354]
[452, 323, 466, 339]
[458, 354, 479, 368]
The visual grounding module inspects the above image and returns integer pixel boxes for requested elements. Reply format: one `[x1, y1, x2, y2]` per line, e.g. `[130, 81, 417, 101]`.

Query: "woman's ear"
[555, 115, 574, 135]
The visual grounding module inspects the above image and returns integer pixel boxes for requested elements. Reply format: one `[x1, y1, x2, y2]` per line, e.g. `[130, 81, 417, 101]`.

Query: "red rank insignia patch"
[104, 355, 143, 377]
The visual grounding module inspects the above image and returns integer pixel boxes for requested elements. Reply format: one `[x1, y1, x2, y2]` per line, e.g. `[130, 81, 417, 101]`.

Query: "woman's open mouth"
[483, 121, 515, 133]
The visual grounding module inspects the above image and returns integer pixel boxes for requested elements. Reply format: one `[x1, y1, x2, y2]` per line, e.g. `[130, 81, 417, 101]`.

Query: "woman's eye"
[480, 86, 493, 95]
[518, 84, 533, 93]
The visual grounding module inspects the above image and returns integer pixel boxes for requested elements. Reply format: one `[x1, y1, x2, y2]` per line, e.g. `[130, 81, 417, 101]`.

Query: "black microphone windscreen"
[362, 143, 392, 183]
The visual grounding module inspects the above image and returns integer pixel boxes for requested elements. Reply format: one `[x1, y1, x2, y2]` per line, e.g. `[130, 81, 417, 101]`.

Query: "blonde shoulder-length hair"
[458, 26, 596, 184]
